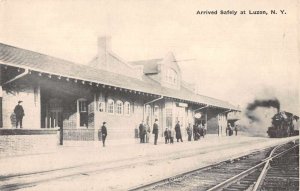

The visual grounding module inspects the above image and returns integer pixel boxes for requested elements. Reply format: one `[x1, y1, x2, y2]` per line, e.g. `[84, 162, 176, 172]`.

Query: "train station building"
[0, 37, 240, 150]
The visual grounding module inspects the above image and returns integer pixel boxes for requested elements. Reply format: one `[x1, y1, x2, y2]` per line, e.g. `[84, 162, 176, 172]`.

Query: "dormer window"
[166, 68, 177, 85]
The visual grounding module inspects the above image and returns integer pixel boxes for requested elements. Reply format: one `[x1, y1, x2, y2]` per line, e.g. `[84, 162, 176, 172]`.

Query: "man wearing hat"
[14, 101, 24, 128]
[100, 122, 107, 147]
[152, 119, 159, 145]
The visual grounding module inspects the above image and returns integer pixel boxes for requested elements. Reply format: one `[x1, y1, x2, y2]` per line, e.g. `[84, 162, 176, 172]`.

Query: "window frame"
[107, 99, 115, 114]
[115, 100, 124, 115]
[166, 68, 178, 85]
[77, 98, 88, 128]
[78, 99, 88, 113]
[124, 101, 131, 116]
[98, 101, 105, 112]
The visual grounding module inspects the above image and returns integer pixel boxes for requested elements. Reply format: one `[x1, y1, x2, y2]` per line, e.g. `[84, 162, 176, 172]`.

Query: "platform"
[0, 135, 298, 190]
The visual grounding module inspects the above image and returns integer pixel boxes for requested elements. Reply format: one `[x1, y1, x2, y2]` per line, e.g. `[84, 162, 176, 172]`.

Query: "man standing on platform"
[186, 123, 192, 141]
[14, 101, 24, 128]
[139, 120, 145, 143]
[175, 121, 183, 142]
[101, 122, 107, 147]
[234, 124, 238, 136]
[152, 119, 159, 145]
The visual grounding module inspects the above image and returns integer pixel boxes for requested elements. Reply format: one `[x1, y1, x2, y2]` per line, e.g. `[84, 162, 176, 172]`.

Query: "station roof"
[131, 59, 162, 74]
[0, 43, 239, 111]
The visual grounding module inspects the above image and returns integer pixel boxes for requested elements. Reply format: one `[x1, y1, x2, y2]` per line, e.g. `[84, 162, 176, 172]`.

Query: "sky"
[0, 0, 299, 114]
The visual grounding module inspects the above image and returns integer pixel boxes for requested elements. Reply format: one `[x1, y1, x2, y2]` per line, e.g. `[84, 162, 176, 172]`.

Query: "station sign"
[194, 113, 202, 119]
[177, 102, 188, 107]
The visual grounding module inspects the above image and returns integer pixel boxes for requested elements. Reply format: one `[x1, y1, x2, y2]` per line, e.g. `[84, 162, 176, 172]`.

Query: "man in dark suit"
[152, 119, 159, 145]
[101, 122, 107, 147]
[175, 121, 183, 142]
[14, 101, 24, 128]
[139, 121, 145, 143]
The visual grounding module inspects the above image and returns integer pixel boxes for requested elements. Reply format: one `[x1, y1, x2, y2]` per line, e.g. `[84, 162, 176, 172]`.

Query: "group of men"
[138, 119, 159, 145]
[226, 123, 238, 136]
[138, 120, 151, 143]
[163, 121, 185, 144]
[139, 120, 209, 145]
[192, 122, 206, 141]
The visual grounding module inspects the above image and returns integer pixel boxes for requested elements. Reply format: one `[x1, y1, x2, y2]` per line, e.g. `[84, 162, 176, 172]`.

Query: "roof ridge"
[0, 43, 146, 82]
[0, 42, 83, 66]
[130, 58, 163, 64]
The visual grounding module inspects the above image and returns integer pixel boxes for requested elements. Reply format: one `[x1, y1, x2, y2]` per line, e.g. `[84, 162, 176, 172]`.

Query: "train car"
[267, 111, 299, 138]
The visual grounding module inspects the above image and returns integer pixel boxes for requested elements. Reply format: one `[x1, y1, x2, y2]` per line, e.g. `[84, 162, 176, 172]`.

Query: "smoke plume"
[246, 98, 280, 113]
[238, 98, 280, 137]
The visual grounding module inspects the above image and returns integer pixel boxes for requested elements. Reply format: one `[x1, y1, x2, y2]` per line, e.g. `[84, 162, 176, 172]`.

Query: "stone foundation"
[0, 129, 58, 157]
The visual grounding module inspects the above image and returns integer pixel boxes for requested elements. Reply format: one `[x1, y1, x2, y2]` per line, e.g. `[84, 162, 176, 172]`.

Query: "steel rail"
[207, 142, 299, 191]
[128, 145, 276, 191]
[262, 144, 299, 162]
[252, 143, 299, 191]
[206, 160, 265, 191]
[128, 139, 298, 191]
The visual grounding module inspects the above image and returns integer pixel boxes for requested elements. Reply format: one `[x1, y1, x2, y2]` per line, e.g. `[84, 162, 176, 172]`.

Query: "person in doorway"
[101, 122, 107, 147]
[152, 119, 159, 145]
[139, 121, 145, 143]
[175, 121, 183, 142]
[164, 128, 170, 144]
[14, 101, 24, 128]
[186, 123, 192, 141]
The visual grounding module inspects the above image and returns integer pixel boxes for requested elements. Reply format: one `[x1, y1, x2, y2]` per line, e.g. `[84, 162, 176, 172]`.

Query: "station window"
[79, 100, 87, 112]
[98, 102, 105, 112]
[154, 105, 159, 119]
[166, 108, 172, 128]
[166, 68, 178, 85]
[124, 102, 130, 115]
[77, 99, 88, 127]
[145, 105, 151, 125]
[116, 100, 123, 115]
[107, 99, 114, 114]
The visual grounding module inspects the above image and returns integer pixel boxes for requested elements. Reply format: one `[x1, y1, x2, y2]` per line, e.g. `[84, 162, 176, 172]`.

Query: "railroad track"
[257, 143, 299, 190]
[128, 140, 299, 191]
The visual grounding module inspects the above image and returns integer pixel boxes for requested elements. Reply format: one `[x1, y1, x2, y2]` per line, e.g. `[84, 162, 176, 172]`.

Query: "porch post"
[0, 85, 2, 128]
[205, 109, 208, 132]
[0, 65, 2, 128]
[94, 93, 98, 144]
[217, 114, 221, 137]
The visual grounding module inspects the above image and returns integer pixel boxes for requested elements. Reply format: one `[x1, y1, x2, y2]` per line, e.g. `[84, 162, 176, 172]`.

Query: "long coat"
[139, 123, 145, 137]
[175, 123, 182, 139]
[152, 123, 158, 135]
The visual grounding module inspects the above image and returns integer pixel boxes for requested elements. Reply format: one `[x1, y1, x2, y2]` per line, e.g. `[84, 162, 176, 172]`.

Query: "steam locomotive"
[267, 111, 299, 138]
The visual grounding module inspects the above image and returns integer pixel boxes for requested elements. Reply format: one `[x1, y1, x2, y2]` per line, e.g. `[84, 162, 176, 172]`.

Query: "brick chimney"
[97, 36, 111, 70]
